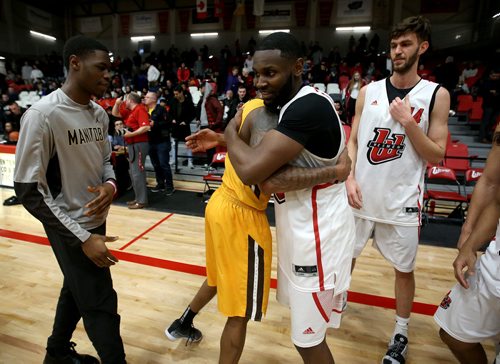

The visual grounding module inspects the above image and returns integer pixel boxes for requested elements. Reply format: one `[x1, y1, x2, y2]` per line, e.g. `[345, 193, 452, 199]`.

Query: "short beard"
[392, 47, 419, 75]
[264, 73, 294, 112]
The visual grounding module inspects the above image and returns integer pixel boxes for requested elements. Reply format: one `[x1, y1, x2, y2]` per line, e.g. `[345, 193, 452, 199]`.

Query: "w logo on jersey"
[367, 127, 406, 165]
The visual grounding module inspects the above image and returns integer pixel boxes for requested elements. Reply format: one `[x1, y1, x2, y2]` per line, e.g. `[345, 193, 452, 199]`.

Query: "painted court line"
[0, 228, 438, 316]
[118, 213, 174, 250]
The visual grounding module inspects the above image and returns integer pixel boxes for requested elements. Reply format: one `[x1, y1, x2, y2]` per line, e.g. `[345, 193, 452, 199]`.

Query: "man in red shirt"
[113, 92, 150, 209]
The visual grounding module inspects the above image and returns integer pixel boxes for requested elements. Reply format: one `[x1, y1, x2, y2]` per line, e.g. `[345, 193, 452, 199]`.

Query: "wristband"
[105, 179, 118, 197]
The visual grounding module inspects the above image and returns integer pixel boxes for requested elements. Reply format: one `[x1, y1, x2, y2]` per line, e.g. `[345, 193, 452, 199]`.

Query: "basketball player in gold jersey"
[165, 98, 351, 364]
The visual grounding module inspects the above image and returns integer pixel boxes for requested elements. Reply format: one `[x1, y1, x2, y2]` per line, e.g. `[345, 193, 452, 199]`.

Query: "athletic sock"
[179, 306, 197, 328]
[392, 315, 410, 342]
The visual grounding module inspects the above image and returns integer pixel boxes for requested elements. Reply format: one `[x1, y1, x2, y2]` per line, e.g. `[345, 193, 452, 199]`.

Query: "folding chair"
[202, 151, 226, 199]
[313, 83, 326, 92]
[424, 166, 468, 222]
[464, 168, 483, 201]
[444, 142, 471, 174]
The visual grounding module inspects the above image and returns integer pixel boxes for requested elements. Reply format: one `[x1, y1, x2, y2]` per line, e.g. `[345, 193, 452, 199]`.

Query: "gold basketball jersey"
[222, 98, 270, 210]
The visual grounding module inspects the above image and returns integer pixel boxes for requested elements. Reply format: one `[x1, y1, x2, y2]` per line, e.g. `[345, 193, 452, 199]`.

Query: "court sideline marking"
[0, 228, 438, 316]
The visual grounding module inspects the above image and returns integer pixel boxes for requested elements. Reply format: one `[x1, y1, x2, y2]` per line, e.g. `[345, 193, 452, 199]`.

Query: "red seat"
[339, 75, 349, 91]
[424, 166, 467, 222]
[464, 168, 483, 201]
[468, 101, 483, 123]
[444, 142, 470, 173]
[202, 151, 226, 198]
[456, 95, 473, 113]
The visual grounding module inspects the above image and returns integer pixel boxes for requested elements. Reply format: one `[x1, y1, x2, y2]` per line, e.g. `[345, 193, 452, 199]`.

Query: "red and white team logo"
[439, 291, 452, 309]
[366, 127, 406, 165]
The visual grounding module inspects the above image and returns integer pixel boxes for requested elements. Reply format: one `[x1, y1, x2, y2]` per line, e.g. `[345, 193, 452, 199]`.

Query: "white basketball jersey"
[354, 78, 439, 226]
[275, 86, 356, 293]
[480, 219, 500, 298]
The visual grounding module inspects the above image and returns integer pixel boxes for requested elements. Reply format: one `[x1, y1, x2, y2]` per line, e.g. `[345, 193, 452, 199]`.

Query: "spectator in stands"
[225, 66, 240, 95]
[478, 68, 500, 143]
[344, 71, 365, 125]
[4, 101, 26, 131]
[334, 100, 347, 124]
[198, 81, 222, 165]
[171, 85, 196, 169]
[461, 61, 478, 81]
[193, 55, 204, 79]
[437, 56, 460, 96]
[243, 53, 253, 71]
[1, 121, 19, 144]
[177, 62, 190, 84]
[222, 89, 234, 125]
[227, 85, 249, 124]
[144, 91, 174, 195]
[110, 119, 131, 196]
[112, 92, 150, 209]
[30, 64, 44, 84]
[21, 62, 32, 85]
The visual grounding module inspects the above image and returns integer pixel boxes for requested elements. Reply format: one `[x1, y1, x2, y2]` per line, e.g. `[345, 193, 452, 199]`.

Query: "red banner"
[196, 0, 208, 19]
[214, 0, 224, 18]
[295, 1, 308, 27]
[158, 11, 169, 33]
[179, 9, 190, 32]
[318, 0, 333, 27]
[119, 14, 130, 36]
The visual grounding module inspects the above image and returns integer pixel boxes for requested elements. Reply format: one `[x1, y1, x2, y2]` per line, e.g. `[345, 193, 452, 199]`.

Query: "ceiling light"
[335, 26, 371, 32]
[130, 35, 155, 41]
[258, 29, 290, 35]
[30, 30, 56, 41]
[190, 33, 219, 37]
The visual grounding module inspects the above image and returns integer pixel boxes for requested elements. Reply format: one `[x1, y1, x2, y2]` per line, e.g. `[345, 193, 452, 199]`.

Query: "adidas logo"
[302, 327, 315, 335]
[371, 100, 378, 105]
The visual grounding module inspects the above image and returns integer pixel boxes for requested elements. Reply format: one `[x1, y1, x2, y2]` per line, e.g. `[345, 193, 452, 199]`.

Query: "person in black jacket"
[170, 85, 196, 169]
[144, 91, 175, 194]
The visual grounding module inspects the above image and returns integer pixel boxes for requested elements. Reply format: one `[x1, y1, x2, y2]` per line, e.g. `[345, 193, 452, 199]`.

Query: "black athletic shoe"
[382, 334, 408, 364]
[165, 319, 203, 344]
[151, 185, 165, 193]
[165, 188, 176, 196]
[43, 342, 100, 364]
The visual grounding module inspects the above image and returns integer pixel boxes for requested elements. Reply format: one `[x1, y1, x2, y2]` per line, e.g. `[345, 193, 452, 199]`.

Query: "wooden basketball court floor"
[0, 185, 496, 363]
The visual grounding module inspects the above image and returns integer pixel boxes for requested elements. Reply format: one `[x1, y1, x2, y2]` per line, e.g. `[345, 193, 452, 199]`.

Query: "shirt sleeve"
[14, 108, 92, 244]
[276, 94, 342, 158]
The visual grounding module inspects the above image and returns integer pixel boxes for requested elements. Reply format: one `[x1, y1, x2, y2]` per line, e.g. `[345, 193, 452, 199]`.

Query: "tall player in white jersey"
[434, 124, 500, 364]
[346, 16, 450, 364]
[225, 32, 355, 364]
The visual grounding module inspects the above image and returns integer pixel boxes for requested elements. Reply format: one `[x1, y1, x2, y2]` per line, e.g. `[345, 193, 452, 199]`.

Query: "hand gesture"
[82, 234, 119, 268]
[389, 95, 413, 127]
[453, 247, 477, 289]
[85, 183, 114, 217]
[346, 177, 363, 209]
[186, 128, 220, 153]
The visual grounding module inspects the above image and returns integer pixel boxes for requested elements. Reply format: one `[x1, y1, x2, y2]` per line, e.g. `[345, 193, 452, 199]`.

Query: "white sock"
[392, 315, 410, 341]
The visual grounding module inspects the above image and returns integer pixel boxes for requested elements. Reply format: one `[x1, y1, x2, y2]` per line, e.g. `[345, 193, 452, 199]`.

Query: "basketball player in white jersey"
[346, 16, 450, 363]
[225, 32, 355, 364]
[434, 125, 500, 364]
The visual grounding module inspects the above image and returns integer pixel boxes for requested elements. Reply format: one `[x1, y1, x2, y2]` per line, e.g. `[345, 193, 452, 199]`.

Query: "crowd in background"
[1, 33, 499, 150]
